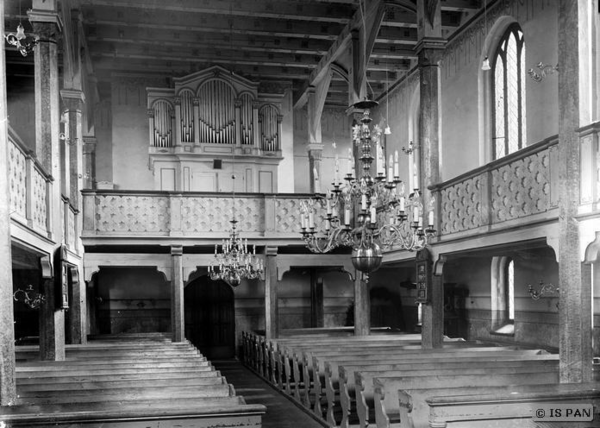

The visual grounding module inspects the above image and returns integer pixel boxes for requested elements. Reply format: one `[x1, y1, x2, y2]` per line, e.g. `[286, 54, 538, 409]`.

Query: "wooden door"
[185, 276, 235, 359]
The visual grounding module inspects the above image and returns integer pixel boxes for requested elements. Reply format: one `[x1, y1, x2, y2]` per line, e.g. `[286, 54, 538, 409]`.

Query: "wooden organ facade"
[147, 66, 284, 193]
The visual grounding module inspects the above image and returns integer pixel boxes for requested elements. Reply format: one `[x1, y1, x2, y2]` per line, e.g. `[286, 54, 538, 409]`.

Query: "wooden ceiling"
[4, 0, 481, 107]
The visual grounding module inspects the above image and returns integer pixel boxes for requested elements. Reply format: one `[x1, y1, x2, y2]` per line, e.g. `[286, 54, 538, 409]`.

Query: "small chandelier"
[300, 99, 435, 280]
[14, 284, 45, 309]
[208, 175, 264, 286]
[5, 0, 38, 58]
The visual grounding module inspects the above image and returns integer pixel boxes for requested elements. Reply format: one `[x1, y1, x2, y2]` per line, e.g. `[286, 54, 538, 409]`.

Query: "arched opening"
[185, 276, 236, 359]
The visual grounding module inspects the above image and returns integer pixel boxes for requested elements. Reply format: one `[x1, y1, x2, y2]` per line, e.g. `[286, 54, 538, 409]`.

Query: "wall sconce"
[402, 141, 418, 155]
[528, 280, 559, 300]
[13, 284, 45, 309]
[528, 62, 558, 82]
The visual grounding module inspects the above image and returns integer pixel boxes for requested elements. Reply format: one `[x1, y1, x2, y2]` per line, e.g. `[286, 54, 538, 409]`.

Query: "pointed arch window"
[492, 24, 527, 160]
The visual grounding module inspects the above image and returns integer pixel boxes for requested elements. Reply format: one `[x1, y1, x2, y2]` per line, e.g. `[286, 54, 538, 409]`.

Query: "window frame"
[491, 23, 527, 160]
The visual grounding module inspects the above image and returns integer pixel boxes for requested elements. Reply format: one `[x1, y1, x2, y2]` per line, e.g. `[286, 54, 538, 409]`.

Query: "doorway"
[185, 276, 236, 359]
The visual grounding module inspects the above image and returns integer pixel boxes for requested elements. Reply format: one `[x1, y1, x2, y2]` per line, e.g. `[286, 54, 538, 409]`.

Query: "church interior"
[1, 0, 600, 426]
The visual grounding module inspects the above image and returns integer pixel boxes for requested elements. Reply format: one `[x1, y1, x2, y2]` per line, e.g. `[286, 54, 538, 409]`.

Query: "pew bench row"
[241, 331, 573, 428]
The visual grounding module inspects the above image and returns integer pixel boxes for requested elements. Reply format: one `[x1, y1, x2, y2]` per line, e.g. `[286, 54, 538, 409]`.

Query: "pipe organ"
[147, 65, 284, 193]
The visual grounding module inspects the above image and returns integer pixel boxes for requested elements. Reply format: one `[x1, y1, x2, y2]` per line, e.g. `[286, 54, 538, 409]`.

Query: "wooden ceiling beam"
[81, 0, 356, 24]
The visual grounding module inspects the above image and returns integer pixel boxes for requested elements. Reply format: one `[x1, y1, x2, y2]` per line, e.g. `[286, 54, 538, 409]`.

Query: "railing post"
[82, 191, 97, 233]
[25, 152, 35, 228]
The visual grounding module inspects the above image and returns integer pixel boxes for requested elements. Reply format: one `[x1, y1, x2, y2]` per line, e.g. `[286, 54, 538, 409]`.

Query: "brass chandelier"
[300, 99, 435, 279]
[209, 215, 264, 286]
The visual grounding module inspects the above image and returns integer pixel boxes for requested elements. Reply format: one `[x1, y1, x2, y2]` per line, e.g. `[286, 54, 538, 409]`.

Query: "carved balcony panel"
[32, 167, 48, 231]
[275, 198, 306, 234]
[94, 194, 171, 234]
[440, 175, 484, 235]
[8, 136, 27, 220]
[490, 147, 555, 223]
[82, 191, 314, 244]
[8, 126, 52, 238]
[431, 136, 560, 239]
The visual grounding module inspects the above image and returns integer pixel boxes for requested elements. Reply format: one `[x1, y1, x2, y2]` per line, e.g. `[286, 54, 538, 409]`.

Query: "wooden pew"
[280, 340, 495, 407]
[312, 346, 533, 423]
[329, 353, 557, 428]
[364, 370, 560, 428]
[3, 335, 266, 427]
[426, 383, 600, 428]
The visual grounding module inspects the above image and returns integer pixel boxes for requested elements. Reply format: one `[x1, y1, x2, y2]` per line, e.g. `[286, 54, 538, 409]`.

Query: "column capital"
[29, 9, 63, 36]
[171, 245, 183, 256]
[415, 37, 447, 63]
[265, 246, 278, 257]
[307, 143, 324, 154]
[60, 89, 85, 112]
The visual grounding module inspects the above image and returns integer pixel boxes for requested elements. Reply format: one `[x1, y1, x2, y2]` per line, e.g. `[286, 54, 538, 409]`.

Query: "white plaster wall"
[440, 1, 559, 181]
[111, 80, 155, 190]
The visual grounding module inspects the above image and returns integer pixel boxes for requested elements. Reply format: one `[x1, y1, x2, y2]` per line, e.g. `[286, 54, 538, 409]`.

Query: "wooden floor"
[212, 359, 327, 428]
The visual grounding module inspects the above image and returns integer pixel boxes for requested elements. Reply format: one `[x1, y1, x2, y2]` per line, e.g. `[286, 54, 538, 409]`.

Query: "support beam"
[557, 0, 594, 383]
[0, 2, 17, 406]
[171, 245, 185, 342]
[354, 272, 370, 336]
[265, 246, 279, 341]
[295, 0, 399, 108]
[310, 270, 324, 328]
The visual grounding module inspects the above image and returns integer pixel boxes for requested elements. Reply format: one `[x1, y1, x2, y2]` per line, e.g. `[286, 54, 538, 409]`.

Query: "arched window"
[492, 24, 527, 160]
[491, 256, 515, 335]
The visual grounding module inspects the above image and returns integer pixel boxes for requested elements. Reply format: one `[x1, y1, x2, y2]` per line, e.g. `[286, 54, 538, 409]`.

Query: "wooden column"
[31, 1, 66, 362]
[171, 245, 185, 342]
[67, 267, 85, 344]
[310, 270, 324, 328]
[354, 272, 370, 336]
[264, 246, 279, 340]
[0, 3, 17, 405]
[416, 0, 445, 349]
[39, 254, 65, 361]
[557, 0, 593, 383]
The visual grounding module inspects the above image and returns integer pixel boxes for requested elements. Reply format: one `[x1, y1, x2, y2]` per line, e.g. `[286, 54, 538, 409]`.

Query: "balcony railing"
[8, 126, 80, 253]
[8, 127, 52, 238]
[430, 136, 561, 238]
[81, 191, 310, 241]
[82, 126, 600, 246]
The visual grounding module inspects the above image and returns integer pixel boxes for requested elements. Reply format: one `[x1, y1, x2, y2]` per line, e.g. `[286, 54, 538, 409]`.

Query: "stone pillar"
[0, 4, 17, 405]
[310, 270, 324, 328]
[171, 246, 185, 342]
[354, 272, 370, 336]
[264, 246, 279, 340]
[557, 0, 593, 383]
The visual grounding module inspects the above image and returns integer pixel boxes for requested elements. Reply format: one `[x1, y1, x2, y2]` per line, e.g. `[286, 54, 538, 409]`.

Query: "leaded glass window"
[492, 24, 527, 159]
